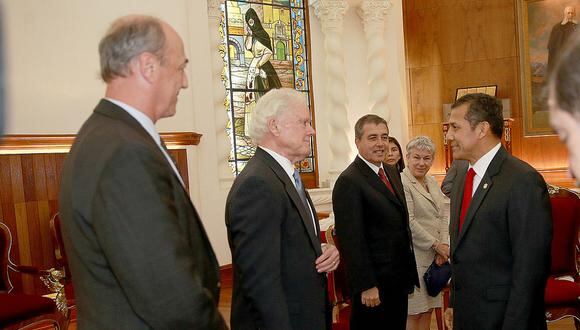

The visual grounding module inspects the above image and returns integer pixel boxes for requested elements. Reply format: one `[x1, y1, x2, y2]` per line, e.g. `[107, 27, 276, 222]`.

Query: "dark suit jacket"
[59, 99, 225, 329]
[332, 157, 419, 295]
[449, 147, 552, 330]
[226, 148, 328, 330]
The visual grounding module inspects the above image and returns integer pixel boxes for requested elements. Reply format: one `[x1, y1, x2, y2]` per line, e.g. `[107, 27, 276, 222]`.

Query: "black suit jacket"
[332, 157, 419, 295]
[449, 147, 552, 330]
[59, 99, 225, 329]
[226, 148, 328, 330]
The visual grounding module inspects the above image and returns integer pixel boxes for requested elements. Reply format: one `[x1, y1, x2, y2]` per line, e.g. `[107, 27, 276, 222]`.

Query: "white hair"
[248, 88, 306, 144]
[406, 136, 436, 156]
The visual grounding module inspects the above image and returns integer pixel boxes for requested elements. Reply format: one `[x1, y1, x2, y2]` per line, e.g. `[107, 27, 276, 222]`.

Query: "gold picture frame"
[517, 0, 579, 136]
[455, 85, 497, 101]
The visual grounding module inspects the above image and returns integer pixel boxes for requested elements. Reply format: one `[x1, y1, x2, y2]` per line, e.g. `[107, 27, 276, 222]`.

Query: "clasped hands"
[433, 242, 450, 266]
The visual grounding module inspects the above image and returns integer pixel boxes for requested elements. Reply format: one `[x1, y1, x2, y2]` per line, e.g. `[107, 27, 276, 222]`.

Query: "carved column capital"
[311, 0, 349, 32]
[357, 0, 392, 33]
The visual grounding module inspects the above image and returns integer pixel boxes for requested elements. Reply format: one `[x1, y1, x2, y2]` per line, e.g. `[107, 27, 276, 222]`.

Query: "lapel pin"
[483, 183, 488, 189]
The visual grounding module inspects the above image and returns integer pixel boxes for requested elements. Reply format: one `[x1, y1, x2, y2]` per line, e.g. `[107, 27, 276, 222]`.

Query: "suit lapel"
[256, 149, 322, 256]
[453, 147, 507, 251]
[354, 157, 402, 206]
[450, 165, 467, 252]
[403, 169, 437, 209]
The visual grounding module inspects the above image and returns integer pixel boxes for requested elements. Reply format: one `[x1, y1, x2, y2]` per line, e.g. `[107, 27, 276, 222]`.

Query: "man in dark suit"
[226, 88, 340, 330]
[443, 93, 552, 330]
[59, 16, 226, 329]
[332, 114, 419, 329]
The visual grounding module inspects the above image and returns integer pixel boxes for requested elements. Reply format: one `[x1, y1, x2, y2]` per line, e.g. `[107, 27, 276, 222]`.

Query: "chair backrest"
[49, 213, 70, 279]
[0, 222, 14, 293]
[324, 224, 350, 302]
[547, 185, 580, 276]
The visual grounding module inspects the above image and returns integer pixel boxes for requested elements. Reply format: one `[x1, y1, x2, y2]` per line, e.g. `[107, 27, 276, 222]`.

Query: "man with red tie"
[333, 114, 418, 329]
[444, 93, 552, 330]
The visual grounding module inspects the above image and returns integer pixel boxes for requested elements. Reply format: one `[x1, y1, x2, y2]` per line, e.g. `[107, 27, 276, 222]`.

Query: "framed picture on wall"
[517, 0, 579, 136]
[455, 85, 497, 101]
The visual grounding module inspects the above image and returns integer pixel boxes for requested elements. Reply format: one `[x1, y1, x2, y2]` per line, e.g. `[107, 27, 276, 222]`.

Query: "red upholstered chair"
[544, 185, 580, 329]
[49, 213, 76, 312]
[0, 222, 69, 329]
[321, 224, 351, 330]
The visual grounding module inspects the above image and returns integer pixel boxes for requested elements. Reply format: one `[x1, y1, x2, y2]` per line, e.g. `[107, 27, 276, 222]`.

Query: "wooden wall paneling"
[22, 155, 37, 202]
[33, 155, 48, 201]
[403, 0, 575, 187]
[0, 156, 13, 204]
[14, 202, 32, 292]
[409, 123, 446, 173]
[9, 155, 25, 203]
[169, 149, 190, 191]
[0, 147, 190, 295]
[45, 153, 62, 201]
[38, 201, 53, 267]
[405, 0, 517, 69]
[408, 66, 445, 125]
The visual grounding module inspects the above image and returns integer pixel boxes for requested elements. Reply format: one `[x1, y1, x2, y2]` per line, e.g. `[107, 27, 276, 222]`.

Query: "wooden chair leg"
[435, 307, 444, 330]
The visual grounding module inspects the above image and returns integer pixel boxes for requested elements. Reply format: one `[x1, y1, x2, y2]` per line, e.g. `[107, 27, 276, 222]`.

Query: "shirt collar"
[105, 98, 161, 146]
[357, 154, 384, 175]
[259, 146, 296, 182]
[470, 143, 501, 178]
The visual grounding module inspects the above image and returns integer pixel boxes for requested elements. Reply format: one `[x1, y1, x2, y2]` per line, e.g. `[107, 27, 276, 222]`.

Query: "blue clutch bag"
[423, 261, 452, 297]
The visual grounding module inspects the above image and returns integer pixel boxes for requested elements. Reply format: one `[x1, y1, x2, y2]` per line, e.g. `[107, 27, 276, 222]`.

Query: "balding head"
[99, 15, 167, 82]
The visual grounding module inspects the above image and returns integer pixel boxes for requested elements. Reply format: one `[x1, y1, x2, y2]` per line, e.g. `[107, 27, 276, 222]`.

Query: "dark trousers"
[349, 285, 408, 330]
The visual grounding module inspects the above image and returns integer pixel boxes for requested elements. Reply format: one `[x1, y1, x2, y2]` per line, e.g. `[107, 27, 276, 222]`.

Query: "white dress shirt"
[358, 154, 390, 182]
[467, 143, 501, 197]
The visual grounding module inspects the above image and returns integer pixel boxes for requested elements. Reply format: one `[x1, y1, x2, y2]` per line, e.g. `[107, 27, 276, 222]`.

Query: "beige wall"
[2, 0, 409, 264]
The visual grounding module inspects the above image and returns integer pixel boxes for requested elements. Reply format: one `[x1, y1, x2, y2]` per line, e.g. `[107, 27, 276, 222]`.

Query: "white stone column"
[207, 0, 234, 186]
[311, 0, 351, 185]
[358, 0, 392, 120]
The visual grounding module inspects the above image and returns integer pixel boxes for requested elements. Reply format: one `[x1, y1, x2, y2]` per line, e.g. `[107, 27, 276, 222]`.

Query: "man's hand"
[315, 243, 340, 273]
[361, 287, 381, 307]
[444, 308, 453, 330]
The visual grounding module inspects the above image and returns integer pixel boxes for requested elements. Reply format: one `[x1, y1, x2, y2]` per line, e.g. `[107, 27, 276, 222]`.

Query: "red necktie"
[378, 168, 395, 194]
[459, 168, 476, 232]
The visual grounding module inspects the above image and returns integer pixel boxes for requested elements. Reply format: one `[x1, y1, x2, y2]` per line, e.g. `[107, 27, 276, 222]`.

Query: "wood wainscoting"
[0, 133, 198, 295]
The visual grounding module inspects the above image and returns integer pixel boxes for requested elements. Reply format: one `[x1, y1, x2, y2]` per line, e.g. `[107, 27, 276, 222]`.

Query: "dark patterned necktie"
[293, 169, 316, 234]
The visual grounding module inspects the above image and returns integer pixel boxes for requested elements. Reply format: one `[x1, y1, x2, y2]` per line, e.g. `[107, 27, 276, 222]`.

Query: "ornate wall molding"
[311, 0, 349, 32]
[357, 0, 392, 34]
[0, 132, 201, 151]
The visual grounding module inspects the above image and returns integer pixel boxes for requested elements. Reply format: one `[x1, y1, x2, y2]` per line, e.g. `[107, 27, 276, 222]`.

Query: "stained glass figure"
[221, 0, 315, 176]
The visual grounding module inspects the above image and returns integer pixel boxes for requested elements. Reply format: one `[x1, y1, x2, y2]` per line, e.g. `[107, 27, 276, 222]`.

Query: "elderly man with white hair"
[225, 88, 340, 330]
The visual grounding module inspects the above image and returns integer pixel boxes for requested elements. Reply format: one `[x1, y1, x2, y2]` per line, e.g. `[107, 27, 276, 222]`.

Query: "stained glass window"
[220, 0, 317, 185]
